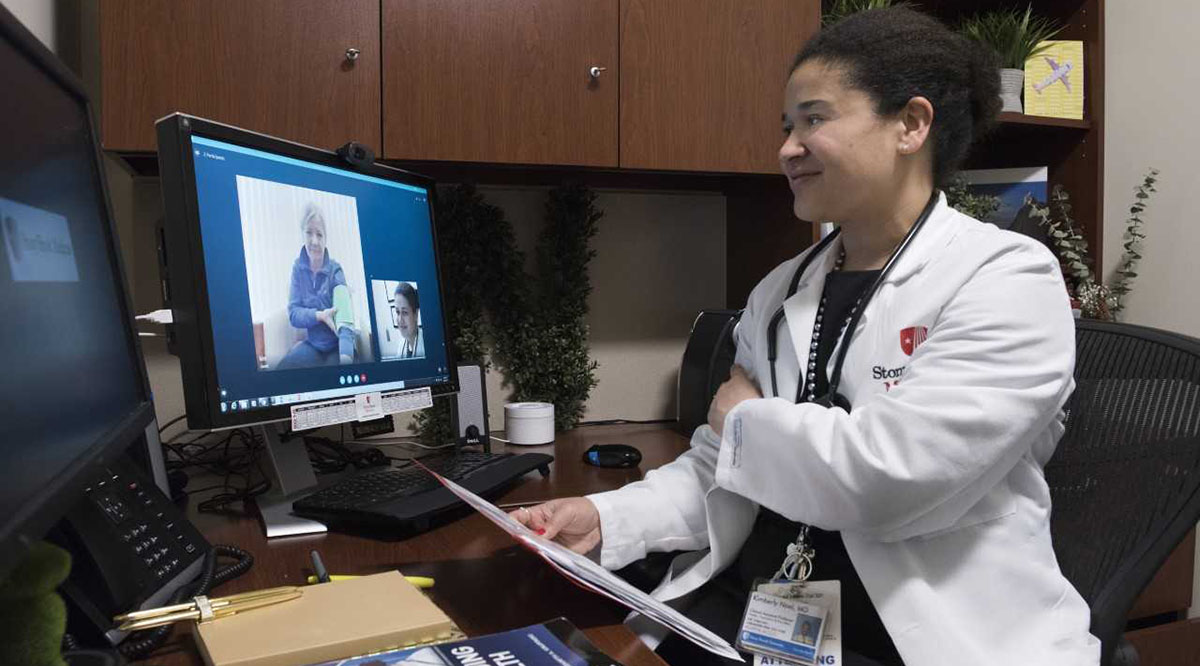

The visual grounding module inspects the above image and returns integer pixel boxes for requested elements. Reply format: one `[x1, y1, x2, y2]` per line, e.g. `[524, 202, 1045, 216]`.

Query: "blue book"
[306, 618, 620, 666]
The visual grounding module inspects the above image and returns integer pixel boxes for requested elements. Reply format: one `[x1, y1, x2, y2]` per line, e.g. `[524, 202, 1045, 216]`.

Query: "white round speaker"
[503, 402, 555, 445]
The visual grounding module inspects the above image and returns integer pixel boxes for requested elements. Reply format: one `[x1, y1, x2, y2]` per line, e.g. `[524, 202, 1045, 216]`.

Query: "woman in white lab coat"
[513, 8, 1100, 665]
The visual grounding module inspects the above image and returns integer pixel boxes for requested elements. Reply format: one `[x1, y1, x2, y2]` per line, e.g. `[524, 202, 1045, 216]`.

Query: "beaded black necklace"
[801, 248, 864, 403]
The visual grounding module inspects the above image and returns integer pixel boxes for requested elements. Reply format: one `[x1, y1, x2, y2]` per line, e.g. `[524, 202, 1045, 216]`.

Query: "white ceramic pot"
[999, 68, 1025, 113]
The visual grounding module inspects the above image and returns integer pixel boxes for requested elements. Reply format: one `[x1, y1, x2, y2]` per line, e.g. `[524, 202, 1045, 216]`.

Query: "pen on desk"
[310, 550, 330, 584]
[114, 586, 302, 631]
[304, 574, 435, 588]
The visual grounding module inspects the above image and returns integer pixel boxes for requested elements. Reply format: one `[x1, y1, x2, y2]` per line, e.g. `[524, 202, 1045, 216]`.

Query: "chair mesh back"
[1046, 320, 1200, 637]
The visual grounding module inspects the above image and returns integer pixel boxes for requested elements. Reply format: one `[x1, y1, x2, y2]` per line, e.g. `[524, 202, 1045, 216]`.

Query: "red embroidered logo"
[899, 326, 928, 356]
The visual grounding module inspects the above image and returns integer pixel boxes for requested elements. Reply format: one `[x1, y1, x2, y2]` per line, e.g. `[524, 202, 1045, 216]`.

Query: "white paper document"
[431, 472, 744, 662]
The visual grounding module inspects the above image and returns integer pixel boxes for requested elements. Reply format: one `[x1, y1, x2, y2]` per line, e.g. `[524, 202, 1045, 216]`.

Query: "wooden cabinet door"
[99, 0, 380, 152]
[621, 0, 819, 173]
[382, 0, 618, 167]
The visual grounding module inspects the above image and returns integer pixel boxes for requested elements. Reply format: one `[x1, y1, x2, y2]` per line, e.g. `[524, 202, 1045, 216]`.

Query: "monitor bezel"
[0, 4, 157, 579]
[156, 113, 459, 431]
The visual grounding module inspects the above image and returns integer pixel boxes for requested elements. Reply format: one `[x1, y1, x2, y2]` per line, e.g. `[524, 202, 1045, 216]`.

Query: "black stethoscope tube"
[766, 228, 841, 401]
[766, 190, 941, 409]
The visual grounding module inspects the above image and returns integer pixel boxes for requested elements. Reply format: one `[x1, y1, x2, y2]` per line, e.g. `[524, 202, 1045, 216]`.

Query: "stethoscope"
[765, 190, 941, 411]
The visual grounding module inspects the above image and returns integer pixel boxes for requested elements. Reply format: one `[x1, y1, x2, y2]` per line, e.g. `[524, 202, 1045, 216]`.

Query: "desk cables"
[159, 421, 270, 514]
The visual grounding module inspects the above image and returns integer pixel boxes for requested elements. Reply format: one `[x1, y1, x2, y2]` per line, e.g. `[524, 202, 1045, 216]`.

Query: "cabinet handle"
[588, 66, 607, 80]
[345, 48, 361, 62]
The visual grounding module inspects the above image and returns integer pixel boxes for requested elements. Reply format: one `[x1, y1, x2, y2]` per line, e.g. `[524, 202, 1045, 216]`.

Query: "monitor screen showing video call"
[187, 135, 452, 416]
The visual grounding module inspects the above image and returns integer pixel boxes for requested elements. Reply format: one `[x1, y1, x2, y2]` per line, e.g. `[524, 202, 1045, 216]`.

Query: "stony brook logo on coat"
[900, 326, 929, 356]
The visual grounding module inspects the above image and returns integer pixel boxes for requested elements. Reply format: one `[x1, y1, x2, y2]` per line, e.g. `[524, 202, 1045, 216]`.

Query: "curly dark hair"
[793, 7, 1001, 187]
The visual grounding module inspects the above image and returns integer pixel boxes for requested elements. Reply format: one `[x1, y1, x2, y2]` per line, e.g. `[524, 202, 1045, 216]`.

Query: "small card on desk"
[195, 571, 459, 666]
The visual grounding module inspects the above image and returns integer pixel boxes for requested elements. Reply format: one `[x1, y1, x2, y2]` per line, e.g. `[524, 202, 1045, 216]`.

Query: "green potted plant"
[961, 5, 1061, 113]
[412, 183, 602, 442]
[945, 175, 1002, 223]
[822, 0, 909, 26]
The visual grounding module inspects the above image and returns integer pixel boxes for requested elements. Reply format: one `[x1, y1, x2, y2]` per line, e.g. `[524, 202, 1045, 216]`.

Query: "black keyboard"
[292, 450, 553, 534]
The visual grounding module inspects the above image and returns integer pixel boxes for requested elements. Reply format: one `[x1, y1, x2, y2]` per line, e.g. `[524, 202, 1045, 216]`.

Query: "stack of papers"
[434, 473, 744, 662]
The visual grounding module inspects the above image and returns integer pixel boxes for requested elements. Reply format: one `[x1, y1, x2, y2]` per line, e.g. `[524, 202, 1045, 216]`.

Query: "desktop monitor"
[0, 5, 157, 579]
[155, 115, 457, 432]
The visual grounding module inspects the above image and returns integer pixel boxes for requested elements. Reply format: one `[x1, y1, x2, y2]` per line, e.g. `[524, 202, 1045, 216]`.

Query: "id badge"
[751, 580, 841, 666]
[737, 590, 828, 665]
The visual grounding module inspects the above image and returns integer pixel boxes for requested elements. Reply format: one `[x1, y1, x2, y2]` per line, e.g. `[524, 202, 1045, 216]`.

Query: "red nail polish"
[536, 528, 546, 535]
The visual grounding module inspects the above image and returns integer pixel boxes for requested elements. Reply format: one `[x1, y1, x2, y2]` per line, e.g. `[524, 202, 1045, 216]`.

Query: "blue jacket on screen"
[288, 246, 348, 353]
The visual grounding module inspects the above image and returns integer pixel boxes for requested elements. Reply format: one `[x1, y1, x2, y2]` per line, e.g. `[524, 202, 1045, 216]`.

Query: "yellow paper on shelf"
[1024, 40, 1084, 120]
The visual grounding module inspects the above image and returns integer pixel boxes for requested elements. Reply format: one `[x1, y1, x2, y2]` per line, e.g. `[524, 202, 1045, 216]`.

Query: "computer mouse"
[583, 444, 643, 469]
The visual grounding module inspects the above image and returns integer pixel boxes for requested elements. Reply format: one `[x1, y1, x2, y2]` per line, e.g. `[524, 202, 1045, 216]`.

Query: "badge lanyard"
[774, 524, 816, 582]
[765, 189, 940, 580]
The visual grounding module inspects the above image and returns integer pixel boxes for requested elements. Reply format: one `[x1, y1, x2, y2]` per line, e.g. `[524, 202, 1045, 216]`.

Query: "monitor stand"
[255, 423, 327, 538]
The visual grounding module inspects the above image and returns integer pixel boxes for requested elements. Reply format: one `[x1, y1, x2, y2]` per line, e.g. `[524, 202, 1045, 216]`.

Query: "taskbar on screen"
[218, 372, 451, 414]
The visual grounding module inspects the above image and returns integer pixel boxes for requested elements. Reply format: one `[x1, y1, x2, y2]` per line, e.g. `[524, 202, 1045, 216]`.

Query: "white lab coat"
[588, 195, 1101, 665]
[400, 329, 425, 359]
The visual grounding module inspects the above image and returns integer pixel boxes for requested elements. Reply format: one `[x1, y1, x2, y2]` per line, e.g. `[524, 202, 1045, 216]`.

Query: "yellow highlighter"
[305, 574, 435, 589]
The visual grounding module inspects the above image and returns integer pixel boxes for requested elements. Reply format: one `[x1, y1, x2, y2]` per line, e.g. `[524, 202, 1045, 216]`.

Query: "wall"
[1, 0, 53, 50]
[1103, 1, 1200, 334]
[1103, 0, 1200, 619]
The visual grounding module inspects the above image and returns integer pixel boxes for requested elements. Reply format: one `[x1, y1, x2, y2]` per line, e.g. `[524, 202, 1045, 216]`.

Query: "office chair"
[1046, 319, 1200, 666]
[676, 310, 741, 436]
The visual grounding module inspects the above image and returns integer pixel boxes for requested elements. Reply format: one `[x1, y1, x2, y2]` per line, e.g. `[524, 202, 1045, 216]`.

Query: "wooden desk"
[145, 424, 688, 665]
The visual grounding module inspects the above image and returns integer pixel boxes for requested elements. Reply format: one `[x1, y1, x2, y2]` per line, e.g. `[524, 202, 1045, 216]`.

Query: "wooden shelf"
[998, 112, 1091, 129]
[916, 0, 1106, 267]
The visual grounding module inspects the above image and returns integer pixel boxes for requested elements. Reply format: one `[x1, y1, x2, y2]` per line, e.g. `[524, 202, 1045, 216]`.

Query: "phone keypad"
[86, 467, 207, 582]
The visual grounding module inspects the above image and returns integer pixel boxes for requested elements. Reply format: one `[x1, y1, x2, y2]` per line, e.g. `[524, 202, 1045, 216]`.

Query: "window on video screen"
[189, 137, 449, 413]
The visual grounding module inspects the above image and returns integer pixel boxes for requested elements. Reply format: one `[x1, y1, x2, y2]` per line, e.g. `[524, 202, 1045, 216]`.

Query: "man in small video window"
[394, 282, 423, 359]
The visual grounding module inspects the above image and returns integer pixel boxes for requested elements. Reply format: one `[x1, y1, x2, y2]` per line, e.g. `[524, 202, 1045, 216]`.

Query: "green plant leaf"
[415, 183, 603, 438]
[823, 0, 910, 26]
[960, 4, 1063, 69]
